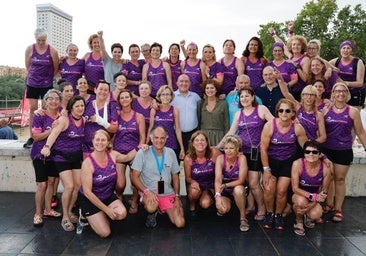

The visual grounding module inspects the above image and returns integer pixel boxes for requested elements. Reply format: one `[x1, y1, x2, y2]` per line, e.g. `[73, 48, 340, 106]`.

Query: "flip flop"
[332, 210, 344, 222]
[294, 222, 305, 236]
[33, 214, 44, 227]
[61, 219, 75, 232]
[240, 218, 250, 232]
[254, 213, 265, 221]
[129, 205, 138, 214]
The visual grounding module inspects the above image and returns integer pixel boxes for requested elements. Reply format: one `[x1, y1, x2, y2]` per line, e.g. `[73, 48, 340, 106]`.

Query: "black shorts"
[268, 156, 296, 178]
[32, 159, 58, 182]
[26, 86, 53, 100]
[54, 161, 82, 173]
[78, 192, 119, 217]
[244, 153, 263, 172]
[322, 147, 353, 165]
[348, 88, 366, 107]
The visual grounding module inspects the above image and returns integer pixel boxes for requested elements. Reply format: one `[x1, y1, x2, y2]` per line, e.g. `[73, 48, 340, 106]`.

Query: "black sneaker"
[263, 212, 274, 229]
[275, 214, 284, 230]
[23, 137, 34, 148]
[145, 211, 158, 228]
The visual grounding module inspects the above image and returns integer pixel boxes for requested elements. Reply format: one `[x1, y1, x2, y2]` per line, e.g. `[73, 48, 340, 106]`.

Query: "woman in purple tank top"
[214, 135, 249, 232]
[184, 131, 221, 219]
[79, 130, 136, 238]
[167, 43, 182, 91]
[321, 83, 366, 222]
[147, 85, 185, 161]
[202, 44, 224, 89]
[260, 99, 308, 230]
[291, 140, 331, 236]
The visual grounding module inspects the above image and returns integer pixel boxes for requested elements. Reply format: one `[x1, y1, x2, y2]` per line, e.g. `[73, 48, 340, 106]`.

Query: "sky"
[0, 0, 361, 68]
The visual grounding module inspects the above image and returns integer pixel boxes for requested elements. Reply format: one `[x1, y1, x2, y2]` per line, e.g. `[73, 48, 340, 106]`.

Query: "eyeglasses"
[278, 108, 291, 113]
[302, 93, 316, 97]
[273, 50, 283, 53]
[304, 150, 320, 155]
[334, 89, 347, 94]
[160, 93, 171, 97]
[307, 47, 318, 51]
[46, 97, 60, 101]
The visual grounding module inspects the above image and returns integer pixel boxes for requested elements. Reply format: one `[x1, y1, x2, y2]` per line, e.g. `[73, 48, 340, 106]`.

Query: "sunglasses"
[304, 150, 320, 155]
[278, 108, 291, 113]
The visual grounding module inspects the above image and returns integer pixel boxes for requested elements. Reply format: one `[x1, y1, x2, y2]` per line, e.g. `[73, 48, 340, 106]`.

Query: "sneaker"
[145, 211, 158, 228]
[51, 195, 59, 208]
[23, 137, 34, 148]
[275, 214, 284, 230]
[263, 212, 274, 229]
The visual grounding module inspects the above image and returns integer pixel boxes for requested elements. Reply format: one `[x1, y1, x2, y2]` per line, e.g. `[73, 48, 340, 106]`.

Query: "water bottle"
[76, 208, 84, 235]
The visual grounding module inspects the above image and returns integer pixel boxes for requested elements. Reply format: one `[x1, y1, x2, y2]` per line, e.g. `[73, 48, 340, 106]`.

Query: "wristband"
[271, 32, 276, 37]
[312, 193, 318, 202]
[288, 30, 294, 34]
[175, 193, 180, 198]
[214, 192, 221, 198]
[142, 188, 150, 197]
[263, 166, 271, 172]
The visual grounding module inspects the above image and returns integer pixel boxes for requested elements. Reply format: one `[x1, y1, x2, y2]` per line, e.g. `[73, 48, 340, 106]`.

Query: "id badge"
[250, 146, 258, 161]
[158, 180, 165, 194]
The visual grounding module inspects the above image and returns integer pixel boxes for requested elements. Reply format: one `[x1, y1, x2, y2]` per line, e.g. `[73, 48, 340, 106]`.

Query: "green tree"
[0, 75, 26, 101]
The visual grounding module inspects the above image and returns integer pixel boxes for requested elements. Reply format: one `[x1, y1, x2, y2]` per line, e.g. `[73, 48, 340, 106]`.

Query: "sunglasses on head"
[278, 108, 291, 113]
[304, 150, 320, 155]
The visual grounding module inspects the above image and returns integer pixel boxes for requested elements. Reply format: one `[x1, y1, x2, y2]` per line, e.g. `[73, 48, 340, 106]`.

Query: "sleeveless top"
[147, 61, 168, 97]
[244, 58, 265, 90]
[290, 55, 307, 93]
[221, 57, 238, 95]
[222, 155, 240, 195]
[268, 119, 297, 160]
[337, 58, 363, 94]
[80, 152, 117, 201]
[299, 158, 323, 193]
[53, 115, 85, 162]
[153, 106, 178, 149]
[323, 106, 353, 150]
[84, 52, 104, 87]
[297, 107, 318, 141]
[168, 59, 182, 91]
[267, 60, 297, 83]
[26, 44, 54, 88]
[238, 106, 265, 154]
[183, 59, 203, 97]
[132, 98, 151, 134]
[59, 58, 85, 90]
[191, 158, 215, 190]
[122, 59, 144, 95]
[113, 111, 140, 154]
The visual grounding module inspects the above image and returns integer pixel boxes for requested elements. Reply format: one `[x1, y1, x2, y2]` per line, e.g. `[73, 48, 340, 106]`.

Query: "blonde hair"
[331, 82, 351, 102]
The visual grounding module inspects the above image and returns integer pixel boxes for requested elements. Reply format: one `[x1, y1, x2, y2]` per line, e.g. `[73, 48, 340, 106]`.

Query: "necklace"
[334, 104, 346, 112]
[72, 115, 82, 121]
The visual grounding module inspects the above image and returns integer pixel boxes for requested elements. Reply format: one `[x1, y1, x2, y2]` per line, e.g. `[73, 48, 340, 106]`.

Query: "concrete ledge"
[0, 139, 365, 196]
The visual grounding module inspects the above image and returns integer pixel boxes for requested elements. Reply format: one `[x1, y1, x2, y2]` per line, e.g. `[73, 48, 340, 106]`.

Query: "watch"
[308, 193, 313, 202]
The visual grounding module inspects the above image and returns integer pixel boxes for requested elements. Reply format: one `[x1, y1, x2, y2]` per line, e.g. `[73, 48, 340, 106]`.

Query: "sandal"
[129, 204, 138, 214]
[240, 218, 250, 232]
[294, 222, 305, 236]
[322, 203, 334, 213]
[61, 219, 75, 232]
[304, 215, 315, 228]
[33, 214, 44, 227]
[69, 213, 79, 224]
[332, 210, 344, 222]
[43, 209, 62, 218]
[254, 213, 265, 221]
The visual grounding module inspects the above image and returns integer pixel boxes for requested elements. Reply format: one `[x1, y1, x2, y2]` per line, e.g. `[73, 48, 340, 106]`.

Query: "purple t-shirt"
[26, 44, 54, 88]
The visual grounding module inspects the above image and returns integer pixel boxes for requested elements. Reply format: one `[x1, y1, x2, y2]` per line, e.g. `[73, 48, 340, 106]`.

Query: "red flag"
[21, 90, 30, 127]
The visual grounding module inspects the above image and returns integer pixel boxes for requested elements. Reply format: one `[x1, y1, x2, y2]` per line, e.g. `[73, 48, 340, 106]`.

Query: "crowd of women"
[25, 22, 366, 237]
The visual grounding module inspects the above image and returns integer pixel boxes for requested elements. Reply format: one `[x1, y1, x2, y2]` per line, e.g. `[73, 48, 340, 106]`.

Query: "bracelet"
[263, 166, 271, 172]
[288, 30, 294, 34]
[142, 188, 150, 197]
[224, 183, 227, 188]
[43, 145, 50, 149]
[214, 192, 221, 198]
[271, 32, 276, 37]
[312, 193, 318, 202]
[175, 193, 180, 198]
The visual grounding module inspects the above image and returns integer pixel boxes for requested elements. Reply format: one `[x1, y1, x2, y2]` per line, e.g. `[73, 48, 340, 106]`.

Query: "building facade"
[36, 4, 72, 55]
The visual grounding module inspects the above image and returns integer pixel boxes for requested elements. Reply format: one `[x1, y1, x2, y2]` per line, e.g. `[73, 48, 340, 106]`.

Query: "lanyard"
[151, 147, 165, 177]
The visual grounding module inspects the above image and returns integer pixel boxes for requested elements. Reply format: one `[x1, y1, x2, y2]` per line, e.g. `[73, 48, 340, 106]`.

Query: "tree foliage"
[0, 75, 26, 100]
[258, 0, 366, 61]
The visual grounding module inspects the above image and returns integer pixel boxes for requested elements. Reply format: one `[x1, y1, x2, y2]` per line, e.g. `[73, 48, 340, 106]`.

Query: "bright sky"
[0, 0, 361, 68]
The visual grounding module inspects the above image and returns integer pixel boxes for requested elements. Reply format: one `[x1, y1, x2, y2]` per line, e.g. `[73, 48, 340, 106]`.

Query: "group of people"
[24, 23, 366, 237]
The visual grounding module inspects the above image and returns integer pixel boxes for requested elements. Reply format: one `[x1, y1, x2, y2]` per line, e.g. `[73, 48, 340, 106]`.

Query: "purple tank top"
[30, 114, 58, 159]
[299, 158, 323, 193]
[268, 119, 297, 160]
[267, 61, 297, 83]
[147, 61, 168, 97]
[191, 158, 215, 190]
[113, 111, 140, 153]
[323, 106, 353, 149]
[121, 60, 143, 95]
[183, 59, 203, 97]
[80, 153, 117, 201]
[168, 59, 182, 91]
[83, 100, 118, 153]
[53, 115, 85, 162]
[59, 58, 85, 90]
[132, 98, 151, 134]
[153, 106, 178, 149]
[222, 155, 239, 195]
[26, 44, 54, 88]
[337, 58, 363, 94]
[291, 55, 307, 93]
[297, 107, 318, 141]
[237, 107, 265, 154]
[221, 57, 238, 95]
[244, 58, 265, 90]
[84, 52, 104, 87]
